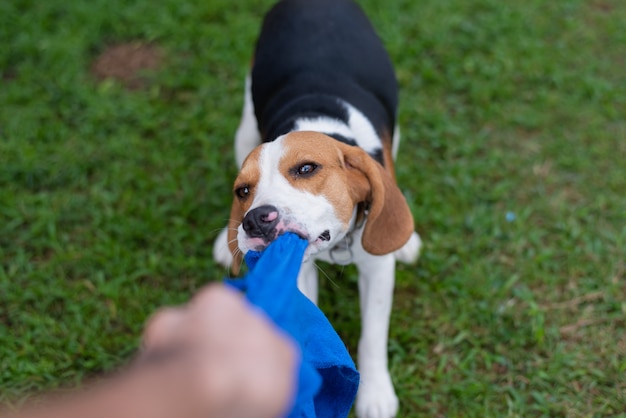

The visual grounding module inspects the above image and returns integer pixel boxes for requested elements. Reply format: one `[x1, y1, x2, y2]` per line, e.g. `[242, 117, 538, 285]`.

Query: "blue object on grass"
[226, 232, 359, 418]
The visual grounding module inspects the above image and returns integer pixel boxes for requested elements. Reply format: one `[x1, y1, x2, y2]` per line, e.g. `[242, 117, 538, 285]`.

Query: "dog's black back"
[251, 0, 398, 144]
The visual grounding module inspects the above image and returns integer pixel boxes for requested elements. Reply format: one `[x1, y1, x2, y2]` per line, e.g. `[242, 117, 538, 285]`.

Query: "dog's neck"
[262, 94, 349, 141]
[328, 202, 369, 265]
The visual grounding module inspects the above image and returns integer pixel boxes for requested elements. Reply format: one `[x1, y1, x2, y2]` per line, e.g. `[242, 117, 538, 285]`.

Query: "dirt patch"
[91, 42, 163, 90]
[2, 69, 17, 82]
[591, 0, 614, 13]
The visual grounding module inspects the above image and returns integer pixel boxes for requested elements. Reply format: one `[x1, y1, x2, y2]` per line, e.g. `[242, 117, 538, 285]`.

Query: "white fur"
[344, 101, 384, 155]
[353, 244, 399, 418]
[294, 116, 354, 142]
[214, 77, 421, 418]
[297, 259, 319, 305]
[235, 75, 261, 168]
[395, 231, 422, 264]
[294, 100, 382, 157]
[392, 124, 400, 160]
[212, 227, 233, 268]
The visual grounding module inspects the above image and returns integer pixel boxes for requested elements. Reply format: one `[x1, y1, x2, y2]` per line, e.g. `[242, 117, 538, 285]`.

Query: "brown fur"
[280, 132, 356, 225]
[380, 129, 397, 182]
[227, 147, 262, 275]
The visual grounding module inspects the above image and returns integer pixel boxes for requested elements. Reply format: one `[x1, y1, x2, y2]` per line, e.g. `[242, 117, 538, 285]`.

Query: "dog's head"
[227, 131, 414, 274]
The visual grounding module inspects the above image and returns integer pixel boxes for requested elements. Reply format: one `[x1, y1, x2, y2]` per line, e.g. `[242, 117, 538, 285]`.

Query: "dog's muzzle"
[242, 205, 280, 242]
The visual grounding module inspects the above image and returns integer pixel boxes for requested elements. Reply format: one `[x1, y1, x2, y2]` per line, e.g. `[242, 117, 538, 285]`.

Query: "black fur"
[251, 0, 398, 163]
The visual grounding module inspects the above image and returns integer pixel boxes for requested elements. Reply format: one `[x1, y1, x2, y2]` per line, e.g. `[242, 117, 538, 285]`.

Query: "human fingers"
[141, 307, 186, 352]
[187, 286, 298, 417]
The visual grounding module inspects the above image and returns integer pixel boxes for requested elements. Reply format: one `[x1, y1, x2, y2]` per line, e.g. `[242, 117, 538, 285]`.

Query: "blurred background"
[1, 0, 624, 415]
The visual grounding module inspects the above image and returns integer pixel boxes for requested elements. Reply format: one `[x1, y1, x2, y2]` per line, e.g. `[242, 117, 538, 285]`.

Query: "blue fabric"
[226, 232, 359, 417]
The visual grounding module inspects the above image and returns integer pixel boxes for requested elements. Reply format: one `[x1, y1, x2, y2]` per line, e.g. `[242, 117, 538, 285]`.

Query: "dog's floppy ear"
[227, 202, 244, 276]
[339, 143, 414, 255]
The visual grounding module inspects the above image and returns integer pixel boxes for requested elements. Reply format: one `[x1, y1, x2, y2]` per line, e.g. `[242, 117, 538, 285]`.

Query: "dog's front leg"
[355, 253, 398, 418]
[297, 259, 319, 305]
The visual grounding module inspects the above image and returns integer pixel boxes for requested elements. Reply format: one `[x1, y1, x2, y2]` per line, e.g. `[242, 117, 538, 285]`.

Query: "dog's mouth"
[247, 228, 331, 253]
[318, 230, 331, 241]
[288, 229, 331, 243]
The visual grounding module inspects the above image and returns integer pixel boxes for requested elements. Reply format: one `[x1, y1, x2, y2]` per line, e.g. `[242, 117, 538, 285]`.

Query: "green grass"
[1, 0, 625, 415]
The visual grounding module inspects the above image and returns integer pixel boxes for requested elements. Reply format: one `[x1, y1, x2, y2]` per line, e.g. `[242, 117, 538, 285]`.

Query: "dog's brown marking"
[281, 131, 414, 255]
[279, 132, 356, 225]
[91, 42, 163, 90]
[227, 147, 262, 274]
[380, 129, 397, 182]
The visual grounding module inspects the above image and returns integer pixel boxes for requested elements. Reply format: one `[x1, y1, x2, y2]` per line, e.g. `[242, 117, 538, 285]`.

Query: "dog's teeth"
[319, 230, 331, 241]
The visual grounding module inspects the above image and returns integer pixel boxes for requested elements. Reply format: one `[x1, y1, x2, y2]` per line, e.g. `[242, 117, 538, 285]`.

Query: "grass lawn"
[1, 0, 625, 415]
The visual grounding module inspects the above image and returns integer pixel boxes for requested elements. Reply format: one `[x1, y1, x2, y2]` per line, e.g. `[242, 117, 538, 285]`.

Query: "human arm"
[5, 285, 297, 418]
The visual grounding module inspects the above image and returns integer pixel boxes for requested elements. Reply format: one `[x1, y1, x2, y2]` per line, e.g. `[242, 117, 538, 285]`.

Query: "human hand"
[140, 284, 298, 418]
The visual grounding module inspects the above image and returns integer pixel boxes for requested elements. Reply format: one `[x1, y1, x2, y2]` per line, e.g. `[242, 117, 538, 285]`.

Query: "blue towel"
[226, 232, 359, 417]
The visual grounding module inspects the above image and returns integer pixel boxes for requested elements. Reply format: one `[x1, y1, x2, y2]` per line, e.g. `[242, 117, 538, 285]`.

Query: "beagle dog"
[213, 0, 421, 416]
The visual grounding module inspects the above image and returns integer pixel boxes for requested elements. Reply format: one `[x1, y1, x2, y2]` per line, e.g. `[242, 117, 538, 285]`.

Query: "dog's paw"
[394, 231, 422, 264]
[212, 227, 233, 268]
[355, 370, 399, 418]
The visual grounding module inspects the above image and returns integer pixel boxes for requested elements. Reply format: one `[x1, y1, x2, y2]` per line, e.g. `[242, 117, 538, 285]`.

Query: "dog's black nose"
[242, 205, 280, 241]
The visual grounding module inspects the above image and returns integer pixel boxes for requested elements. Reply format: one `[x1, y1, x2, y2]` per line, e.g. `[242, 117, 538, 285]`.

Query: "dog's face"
[227, 131, 414, 273]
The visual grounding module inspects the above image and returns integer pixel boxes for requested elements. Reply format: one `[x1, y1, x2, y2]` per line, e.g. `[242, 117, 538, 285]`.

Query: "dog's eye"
[235, 185, 250, 199]
[293, 162, 319, 177]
